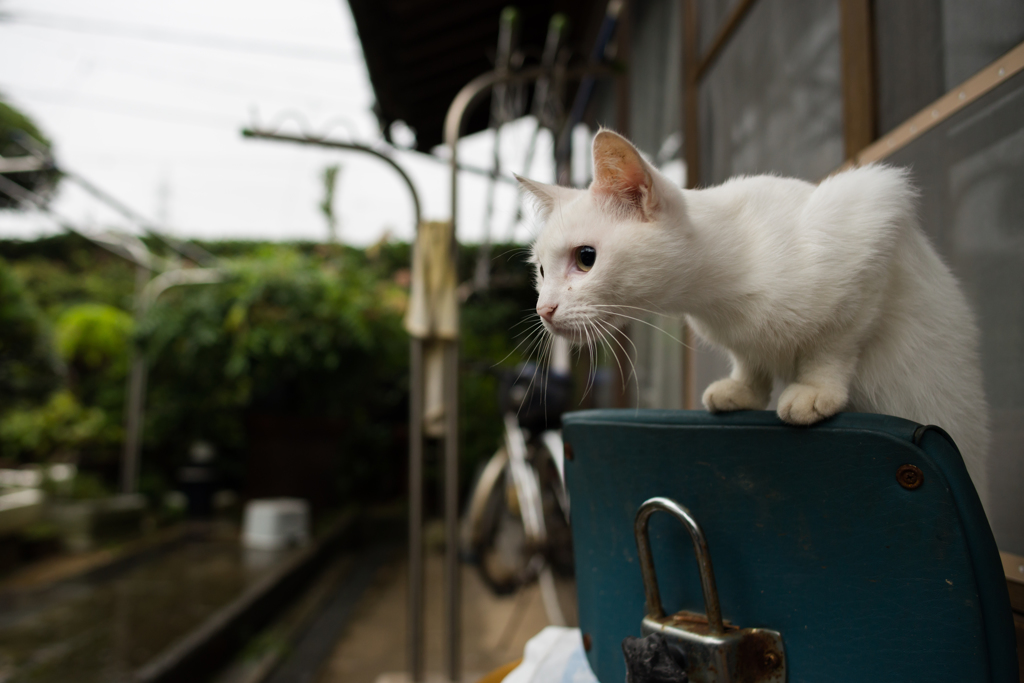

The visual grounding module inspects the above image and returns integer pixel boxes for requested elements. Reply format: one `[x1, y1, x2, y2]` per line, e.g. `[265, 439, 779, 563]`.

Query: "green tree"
[0, 389, 112, 462]
[0, 256, 61, 413]
[138, 247, 409, 500]
[0, 260, 126, 463]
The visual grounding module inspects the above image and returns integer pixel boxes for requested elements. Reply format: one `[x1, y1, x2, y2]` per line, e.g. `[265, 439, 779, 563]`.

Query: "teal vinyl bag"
[562, 410, 1017, 683]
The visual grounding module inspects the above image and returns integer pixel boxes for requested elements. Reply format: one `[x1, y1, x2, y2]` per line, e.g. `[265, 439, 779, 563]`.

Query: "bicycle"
[462, 339, 576, 626]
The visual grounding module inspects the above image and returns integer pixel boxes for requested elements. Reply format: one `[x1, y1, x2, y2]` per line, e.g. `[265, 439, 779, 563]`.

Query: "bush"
[0, 256, 61, 412]
[0, 234, 544, 509]
[0, 389, 116, 461]
[138, 247, 410, 501]
[55, 303, 134, 369]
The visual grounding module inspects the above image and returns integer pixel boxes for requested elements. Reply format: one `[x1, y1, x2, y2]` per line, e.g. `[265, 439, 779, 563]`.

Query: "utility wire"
[5, 28, 369, 95]
[5, 12, 359, 64]
[0, 173, 170, 271]
[66, 171, 218, 266]
[0, 83, 237, 131]
[71, 55, 369, 107]
[12, 131, 218, 267]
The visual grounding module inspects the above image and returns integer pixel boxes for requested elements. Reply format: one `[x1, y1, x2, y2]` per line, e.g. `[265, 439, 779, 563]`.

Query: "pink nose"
[537, 303, 557, 322]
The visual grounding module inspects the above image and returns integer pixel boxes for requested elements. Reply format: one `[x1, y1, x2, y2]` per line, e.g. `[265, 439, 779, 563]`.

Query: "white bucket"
[242, 498, 310, 550]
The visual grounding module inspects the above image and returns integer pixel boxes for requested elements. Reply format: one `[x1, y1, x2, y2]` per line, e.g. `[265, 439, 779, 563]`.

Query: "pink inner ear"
[592, 134, 651, 209]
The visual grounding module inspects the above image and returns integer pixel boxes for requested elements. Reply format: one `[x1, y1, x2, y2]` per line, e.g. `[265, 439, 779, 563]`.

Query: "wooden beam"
[839, 0, 877, 158]
[682, 0, 701, 190]
[616, 0, 632, 136]
[834, 39, 1024, 171]
[681, 0, 701, 409]
[696, 0, 758, 80]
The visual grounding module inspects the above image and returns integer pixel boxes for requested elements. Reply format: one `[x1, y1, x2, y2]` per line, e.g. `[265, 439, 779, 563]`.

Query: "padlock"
[634, 497, 786, 683]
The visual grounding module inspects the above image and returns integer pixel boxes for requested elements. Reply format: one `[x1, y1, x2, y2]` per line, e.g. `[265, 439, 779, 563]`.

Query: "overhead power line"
[7, 130, 218, 266]
[6, 11, 360, 64]
[0, 173, 169, 271]
[0, 83, 237, 131]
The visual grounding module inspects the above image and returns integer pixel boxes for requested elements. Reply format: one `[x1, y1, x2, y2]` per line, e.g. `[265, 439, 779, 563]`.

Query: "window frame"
[677, 0, 1024, 407]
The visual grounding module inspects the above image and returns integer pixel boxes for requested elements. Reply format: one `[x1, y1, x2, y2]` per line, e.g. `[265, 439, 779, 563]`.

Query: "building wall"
[613, 0, 1024, 553]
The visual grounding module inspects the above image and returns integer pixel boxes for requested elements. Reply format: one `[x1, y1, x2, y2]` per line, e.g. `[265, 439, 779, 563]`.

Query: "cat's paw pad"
[703, 379, 769, 413]
[777, 383, 846, 425]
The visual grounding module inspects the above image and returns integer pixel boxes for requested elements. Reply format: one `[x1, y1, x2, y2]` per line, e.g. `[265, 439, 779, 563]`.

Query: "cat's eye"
[539, 265, 544, 278]
[575, 246, 597, 272]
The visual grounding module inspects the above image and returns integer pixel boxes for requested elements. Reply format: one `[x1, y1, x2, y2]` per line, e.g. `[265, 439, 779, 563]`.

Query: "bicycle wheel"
[464, 447, 533, 594]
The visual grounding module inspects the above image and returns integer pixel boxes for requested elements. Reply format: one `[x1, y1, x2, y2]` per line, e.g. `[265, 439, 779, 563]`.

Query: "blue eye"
[575, 246, 596, 271]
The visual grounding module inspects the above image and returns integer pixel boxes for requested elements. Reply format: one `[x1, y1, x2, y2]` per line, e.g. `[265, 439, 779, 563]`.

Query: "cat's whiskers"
[591, 303, 674, 318]
[595, 318, 638, 385]
[493, 246, 532, 263]
[589, 307, 694, 350]
[517, 327, 552, 384]
[579, 321, 594, 400]
[509, 313, 543, 331]
[541, 333, 554, 425]
[513, 330, 554, 423]
[595, 318, 642, 413]
[493, 318, 548, 368]
[590, 319, 625, 395]
[577, 320, 599, 402]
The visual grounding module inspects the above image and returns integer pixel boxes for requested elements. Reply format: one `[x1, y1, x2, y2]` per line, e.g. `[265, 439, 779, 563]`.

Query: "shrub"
[0, 389, 116, 462]
[0, 256, 61, 412]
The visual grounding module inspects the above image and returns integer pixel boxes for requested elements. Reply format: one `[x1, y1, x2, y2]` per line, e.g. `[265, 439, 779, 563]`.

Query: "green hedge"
[0, 236, 540, 509]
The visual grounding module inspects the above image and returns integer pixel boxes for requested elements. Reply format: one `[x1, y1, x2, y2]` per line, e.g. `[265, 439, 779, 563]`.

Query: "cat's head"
[517, 130, 687, 342]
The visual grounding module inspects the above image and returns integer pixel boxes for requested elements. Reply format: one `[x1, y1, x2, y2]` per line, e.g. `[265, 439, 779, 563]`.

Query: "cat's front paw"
[703, 379, 769, 413]
[777, 383, 846, 425]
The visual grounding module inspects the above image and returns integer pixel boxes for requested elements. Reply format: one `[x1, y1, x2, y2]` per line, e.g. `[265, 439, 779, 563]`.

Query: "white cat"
[518, 129, 988, 492]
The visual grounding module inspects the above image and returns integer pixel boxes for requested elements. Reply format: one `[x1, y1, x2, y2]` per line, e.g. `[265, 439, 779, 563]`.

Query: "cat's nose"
[537, 303, 557, 322]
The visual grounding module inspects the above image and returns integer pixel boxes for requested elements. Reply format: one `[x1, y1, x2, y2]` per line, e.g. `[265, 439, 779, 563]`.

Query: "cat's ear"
[591, 130, 658, 220]
[515, 175, 567, 220]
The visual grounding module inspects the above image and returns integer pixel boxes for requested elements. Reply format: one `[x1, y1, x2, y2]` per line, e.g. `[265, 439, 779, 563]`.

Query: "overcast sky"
[0, 0, 566, 246]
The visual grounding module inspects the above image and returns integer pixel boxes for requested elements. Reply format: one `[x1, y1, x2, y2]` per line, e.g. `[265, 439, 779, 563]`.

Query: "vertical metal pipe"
[121, 264, 149, 494]
[408, 339, 425, 682]
[440, 63, 613, 683]
[121, 355, 146, 494]
[445, 76, 466, 683]
[443, 340, 460, 682]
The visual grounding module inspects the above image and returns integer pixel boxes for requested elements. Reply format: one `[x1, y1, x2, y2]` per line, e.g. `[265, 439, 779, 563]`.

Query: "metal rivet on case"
[897, 464, 924, 490]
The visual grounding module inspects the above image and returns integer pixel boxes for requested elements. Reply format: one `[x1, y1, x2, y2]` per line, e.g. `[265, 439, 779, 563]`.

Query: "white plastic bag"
[504, 626, 600, 683]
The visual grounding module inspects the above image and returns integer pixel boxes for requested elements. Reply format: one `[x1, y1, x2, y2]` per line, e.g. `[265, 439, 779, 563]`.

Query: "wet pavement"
[0, 525, 297, 683]
[315, 551, 576, 683]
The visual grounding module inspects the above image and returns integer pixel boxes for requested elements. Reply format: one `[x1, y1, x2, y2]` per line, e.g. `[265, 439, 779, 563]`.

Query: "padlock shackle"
[634, 497, 725, 634]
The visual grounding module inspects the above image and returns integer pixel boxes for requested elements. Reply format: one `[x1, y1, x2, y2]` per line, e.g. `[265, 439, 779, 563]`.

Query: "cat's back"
[807, 164, 914, 224]
[800, 164, 914, 249]
[785, 164, 917, 292]
[699, 167, 914, 297]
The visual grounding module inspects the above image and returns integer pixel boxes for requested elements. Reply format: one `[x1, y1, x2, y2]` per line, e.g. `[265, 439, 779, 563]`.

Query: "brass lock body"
[635, 497, 786, 683]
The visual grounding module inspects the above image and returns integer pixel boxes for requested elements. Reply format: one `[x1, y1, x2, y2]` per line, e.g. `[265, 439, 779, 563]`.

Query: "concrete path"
[316, 551, 575, 683]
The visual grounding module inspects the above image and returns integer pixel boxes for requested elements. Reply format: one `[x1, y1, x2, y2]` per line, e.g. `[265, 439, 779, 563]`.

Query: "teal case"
[562, 410, 1017, 683]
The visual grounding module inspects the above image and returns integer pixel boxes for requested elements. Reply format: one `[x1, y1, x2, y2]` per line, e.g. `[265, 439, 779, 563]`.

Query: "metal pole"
[443, 339, 460, 682]
[120, 268, 225, 495]
[121, 264, 150, 494]
[441, 62, 612, 683]
[241, 130, 423, 230]
[240, 127, 430, 681]
[408, 339, 425, 682]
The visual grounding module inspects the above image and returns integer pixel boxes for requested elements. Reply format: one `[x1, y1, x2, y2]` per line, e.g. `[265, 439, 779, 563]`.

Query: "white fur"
[520, 131, 988, 489]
